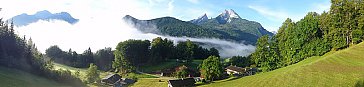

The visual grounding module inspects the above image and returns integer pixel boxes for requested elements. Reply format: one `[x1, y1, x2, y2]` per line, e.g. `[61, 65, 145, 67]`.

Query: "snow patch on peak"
[220, 9, 241, 19]
[216, 9, 241, 24]
[225, 9, 240, 18]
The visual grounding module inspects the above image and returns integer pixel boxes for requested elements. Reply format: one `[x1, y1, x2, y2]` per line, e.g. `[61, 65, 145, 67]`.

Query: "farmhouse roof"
[168, 78, 196, 87]
[225, 65, 245, 72]
[101, 74, 121, 85]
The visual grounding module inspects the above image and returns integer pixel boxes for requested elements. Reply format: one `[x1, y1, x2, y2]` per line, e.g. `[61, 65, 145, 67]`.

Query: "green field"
[139, 59, 203, 73]
[53, 63, 113, 87]
[130, 60, 204, 87]
[0, 66, 66, 87]
[201, 42, 364, 87]
[130, 78, 170, 87]
[54, 63, 162, 87]
[53, 63, 111, 79]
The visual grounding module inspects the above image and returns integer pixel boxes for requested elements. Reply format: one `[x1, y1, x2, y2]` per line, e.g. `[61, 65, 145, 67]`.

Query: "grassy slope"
[53, 63, 110, 79]
[139, 60, 203, 73]
[131, 78, 170, 87]
[0, 66, 65, 87]
[54, 63, 160, 87]
[201, 42, 364, 87]
[53, 63, 111, 87]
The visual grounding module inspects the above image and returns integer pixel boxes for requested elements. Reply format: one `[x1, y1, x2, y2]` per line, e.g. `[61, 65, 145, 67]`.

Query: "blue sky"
[0, 0, 330, 32]
[144, 0, 331, 32]
[0, 0, 331, 54]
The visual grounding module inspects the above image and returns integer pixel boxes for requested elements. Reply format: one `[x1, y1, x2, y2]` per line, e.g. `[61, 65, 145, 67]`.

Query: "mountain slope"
[200, 9, 273, 37]
[215, 9, 241, 24]
[10, 10, 79, 26]
[122, 9, 273, 45]
[0, 66, 65, 87]
[123, 15, 260, 44]
[201, 42, 364, 87]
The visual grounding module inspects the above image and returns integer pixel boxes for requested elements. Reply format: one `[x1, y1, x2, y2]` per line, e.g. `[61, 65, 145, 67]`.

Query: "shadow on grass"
[355, 79, 364, 87]
[194, 76, 242, 86]
[229, 77, 242, 80]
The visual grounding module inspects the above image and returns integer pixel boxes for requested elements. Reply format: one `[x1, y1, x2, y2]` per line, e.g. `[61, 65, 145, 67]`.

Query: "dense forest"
[0, 19, 84, 86]
[45, 37, 220, 73]
[252, 0, 364, 72]
[45, 46, 114, 71]
[112, 37, 219, 73]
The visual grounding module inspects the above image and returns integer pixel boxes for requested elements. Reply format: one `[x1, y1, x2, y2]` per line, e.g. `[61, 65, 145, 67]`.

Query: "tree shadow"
[219, 76, 242, 82]
[355, 79, 364, 87]
[194, 76, 243, 86]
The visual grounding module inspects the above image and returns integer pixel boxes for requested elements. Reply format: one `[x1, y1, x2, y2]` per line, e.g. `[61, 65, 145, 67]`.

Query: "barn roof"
[101, 74, 121, 85]
[225, 65, 245, 72]
[168, 78, 196, 87]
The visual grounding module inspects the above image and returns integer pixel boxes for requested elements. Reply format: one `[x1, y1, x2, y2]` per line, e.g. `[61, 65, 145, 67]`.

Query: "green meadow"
[201, 42, 364, 87]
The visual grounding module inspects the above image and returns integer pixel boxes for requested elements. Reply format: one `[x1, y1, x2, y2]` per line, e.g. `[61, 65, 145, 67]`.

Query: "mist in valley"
[15, 15, 255, 58]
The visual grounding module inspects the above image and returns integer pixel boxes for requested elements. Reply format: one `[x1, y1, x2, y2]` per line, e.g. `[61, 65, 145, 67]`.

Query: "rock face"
[10, 10, 79, 26]
[190, 13, 208, 25]
[197, 9, 273, 37]
[215, 9, 241, 24]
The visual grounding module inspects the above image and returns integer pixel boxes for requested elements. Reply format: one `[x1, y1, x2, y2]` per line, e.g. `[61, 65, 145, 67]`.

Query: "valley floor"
[200, 42, 364, 87]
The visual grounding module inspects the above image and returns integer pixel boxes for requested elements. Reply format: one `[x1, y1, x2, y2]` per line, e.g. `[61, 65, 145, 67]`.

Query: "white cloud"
[309, 2, 331, 14]
[166, 37, 255, 57]
[3, 0, 255, 58]
[3, 0, 162, 53]
[16, 18, 255, 58]
[187, 0, 200, 4]
[248, 5, 299, 21]
[178, 8, 214, 21]
[248, 5, 302, 32]
[262, 25, 279, 33]
[168, 0, 175, 15]
[248, 1, 331, 32]
[16, 17, 142, 53]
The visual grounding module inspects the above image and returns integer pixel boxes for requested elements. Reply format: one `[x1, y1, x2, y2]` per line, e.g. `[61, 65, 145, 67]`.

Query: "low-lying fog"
[15, 15, 255, 58]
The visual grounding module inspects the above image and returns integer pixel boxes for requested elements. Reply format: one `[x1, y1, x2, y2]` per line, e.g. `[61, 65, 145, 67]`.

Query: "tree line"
[45, 37, 219, 73]
[112, 37, 220, 73]
[45, 46, 114, 71]
[252, 0, 364, 72]
[0, 19, 84, 86]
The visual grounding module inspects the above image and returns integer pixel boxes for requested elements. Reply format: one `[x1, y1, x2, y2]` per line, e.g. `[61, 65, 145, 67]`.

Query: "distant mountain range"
[9, 10, 79, 26]
[123, 9, 273, 45]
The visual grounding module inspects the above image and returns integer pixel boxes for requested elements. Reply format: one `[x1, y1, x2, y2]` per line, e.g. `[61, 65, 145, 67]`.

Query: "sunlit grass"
[139, 59, 203, 73]
[53, 63, 110, 79]
[201, 42, 364, 87]
[130, 78, 170, 87]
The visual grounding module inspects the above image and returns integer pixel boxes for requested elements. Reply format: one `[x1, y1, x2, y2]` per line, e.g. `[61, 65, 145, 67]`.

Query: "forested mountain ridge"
[123, 9, 273, 45]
